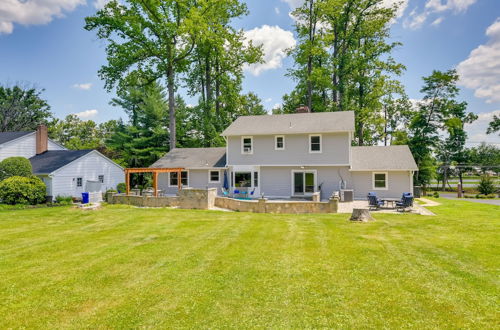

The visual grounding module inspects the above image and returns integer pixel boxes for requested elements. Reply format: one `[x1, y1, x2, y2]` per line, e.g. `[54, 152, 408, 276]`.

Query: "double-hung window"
[169, 171, 188, 187]
[76, 177, 83, 187]
[209, 170, 220, 183]
[372, 172, 388, 190]
[98, 175, 104, 183]
[275, 136, 285, 150]
[309, 134, 322, 153]
[242, 136, 253, 154]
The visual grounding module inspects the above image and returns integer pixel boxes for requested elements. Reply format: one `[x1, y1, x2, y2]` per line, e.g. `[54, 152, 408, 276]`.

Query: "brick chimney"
[296, 105, 310, 113]
[36, 124, 48, 155]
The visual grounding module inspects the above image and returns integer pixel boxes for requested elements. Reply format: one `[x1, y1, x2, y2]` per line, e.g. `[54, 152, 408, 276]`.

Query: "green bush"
[477, 176, 497, 196]
[116, 183, 126, 193]
[0, 157, 32, 181]
[55, 195, 73, 205]
[433, 191, 440, 198]
[0, 176, 46, 205]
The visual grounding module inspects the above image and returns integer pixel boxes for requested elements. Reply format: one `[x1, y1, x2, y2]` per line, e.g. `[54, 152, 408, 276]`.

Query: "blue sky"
[0, 0, 499, 145]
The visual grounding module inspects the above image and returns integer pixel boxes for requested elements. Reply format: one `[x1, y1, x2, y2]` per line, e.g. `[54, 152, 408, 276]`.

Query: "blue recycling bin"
[82, 192, 89, 204]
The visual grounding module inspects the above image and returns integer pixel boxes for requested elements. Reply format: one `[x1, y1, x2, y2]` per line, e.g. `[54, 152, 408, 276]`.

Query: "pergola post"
[153, 171, 158, 197]
[125, 170, 130, 195]
[177, 170, 182, 191]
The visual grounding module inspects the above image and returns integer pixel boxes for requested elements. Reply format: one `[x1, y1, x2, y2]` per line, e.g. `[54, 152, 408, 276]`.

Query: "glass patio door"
[293, 171, 315, 195]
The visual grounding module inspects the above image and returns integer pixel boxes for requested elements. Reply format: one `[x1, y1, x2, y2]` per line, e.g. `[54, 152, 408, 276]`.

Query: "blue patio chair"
[249, 188, 256, 197]
[222, 188, 230, 197]
[401, 193, 413, 206]
[396, 196, 414, 212]
[368, 194, 384, 210]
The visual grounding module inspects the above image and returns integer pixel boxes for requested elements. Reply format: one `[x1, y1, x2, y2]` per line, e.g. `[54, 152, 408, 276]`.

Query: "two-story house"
[151, 110, 418, 200]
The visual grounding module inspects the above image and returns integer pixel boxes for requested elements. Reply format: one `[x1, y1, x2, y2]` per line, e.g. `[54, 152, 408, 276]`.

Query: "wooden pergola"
[124, 168, 185, 197]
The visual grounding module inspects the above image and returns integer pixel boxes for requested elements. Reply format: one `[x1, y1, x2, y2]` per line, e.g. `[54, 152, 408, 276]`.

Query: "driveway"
[439, 193, 500, 206]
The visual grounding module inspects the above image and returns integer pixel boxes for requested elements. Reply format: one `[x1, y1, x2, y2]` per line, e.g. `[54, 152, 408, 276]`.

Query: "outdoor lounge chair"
[396, 196, 414, 212]
[368, 193, 384, 210]
[400, 193, 414, 206]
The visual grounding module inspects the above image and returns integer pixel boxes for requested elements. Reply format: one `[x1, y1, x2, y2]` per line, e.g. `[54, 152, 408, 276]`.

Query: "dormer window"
[242, 136, 253, 154]
[309, 134, 322, 153]
[275, 135, 285, 150]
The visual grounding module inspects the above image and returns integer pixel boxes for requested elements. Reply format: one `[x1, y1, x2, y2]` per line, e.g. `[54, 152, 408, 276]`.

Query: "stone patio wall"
[215, 197, 339, 214]
[108, 188, 217, 210]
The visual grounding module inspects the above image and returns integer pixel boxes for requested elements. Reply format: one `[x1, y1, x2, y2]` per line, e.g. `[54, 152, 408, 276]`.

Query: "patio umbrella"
[223, 170, 229, 190]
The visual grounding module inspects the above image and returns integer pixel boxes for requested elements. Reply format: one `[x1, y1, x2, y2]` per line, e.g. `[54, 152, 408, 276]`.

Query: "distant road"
[439, 193, 500, 206]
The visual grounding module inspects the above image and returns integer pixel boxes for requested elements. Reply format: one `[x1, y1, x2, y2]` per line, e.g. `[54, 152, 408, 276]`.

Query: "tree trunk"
[167, 60, 176, 150]
[350, 209, 374, 222]
[441, 165, 448, 191]
[306, 0, 315, 112]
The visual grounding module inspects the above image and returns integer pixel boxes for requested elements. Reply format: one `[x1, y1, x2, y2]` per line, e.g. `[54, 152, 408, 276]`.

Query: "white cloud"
[74, 109, 98, 119]
[0, 0, 86, 34]
[457, 18, 500, 104]
[265, 98, 272, 103]
[72, 83, 92, 90]
[431, 16, 444, 26]
[404, 0, 477, 29]
[244, 25, 296, 76]
[281, 0, 302, 9]
[465, 110, 500, 144]
[274, 7, 280, 15]
[93, 0, 109, 9]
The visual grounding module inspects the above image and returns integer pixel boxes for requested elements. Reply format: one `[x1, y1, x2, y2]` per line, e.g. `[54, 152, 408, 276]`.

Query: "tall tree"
[0, 85, 52, 132]
[285, 0, 404, 145]
[487, 115, 500, 136]
[85, 0, 214, 150]
[408, 69, 475, 189]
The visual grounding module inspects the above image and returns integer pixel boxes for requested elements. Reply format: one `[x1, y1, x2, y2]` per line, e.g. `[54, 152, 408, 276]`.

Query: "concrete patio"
[337, 199, 436, 216]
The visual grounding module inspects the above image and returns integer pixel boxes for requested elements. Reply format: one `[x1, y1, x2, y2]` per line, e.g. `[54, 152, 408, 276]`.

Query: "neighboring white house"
[151, 109, 418, 200]
[0, 125, 124, 200]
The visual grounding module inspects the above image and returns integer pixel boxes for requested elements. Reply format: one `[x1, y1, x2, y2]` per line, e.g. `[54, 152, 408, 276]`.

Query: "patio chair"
[396, 196, 414, 212]
[400, 193, 414, 206]
[368, 194, 384, 210]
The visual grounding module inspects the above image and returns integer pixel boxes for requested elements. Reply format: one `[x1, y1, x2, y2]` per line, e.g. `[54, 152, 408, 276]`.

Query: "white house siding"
[49, 152, 123, 198]
[227, 133, 350, 166]
[259, 166, 352, 200]
[0, 134, 65, 161]
[158, 169, 224, 195]
[350, 171, 412, 199]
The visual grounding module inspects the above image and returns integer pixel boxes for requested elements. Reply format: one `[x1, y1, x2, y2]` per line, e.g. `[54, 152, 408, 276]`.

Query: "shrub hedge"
[0, 157, 32, 181]
[0, 176, 46, 205]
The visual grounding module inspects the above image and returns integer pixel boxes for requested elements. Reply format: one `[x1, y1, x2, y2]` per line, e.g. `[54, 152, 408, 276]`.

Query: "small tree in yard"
[0, 157, 32, 181]
[0, 176, 46, 205]
[477, 176, 497, 196]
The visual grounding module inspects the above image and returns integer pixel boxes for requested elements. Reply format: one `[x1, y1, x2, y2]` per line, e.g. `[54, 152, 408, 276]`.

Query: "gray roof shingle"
[150, 148, 226, 169]
[221, 111, 355, 136]
[30, 150, 94, 174]
[351, 146, 418, 171]
[0, 131, 32, 144]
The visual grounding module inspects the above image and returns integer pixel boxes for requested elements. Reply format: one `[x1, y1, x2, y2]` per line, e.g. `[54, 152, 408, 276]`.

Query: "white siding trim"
[51, 150, 123, 175]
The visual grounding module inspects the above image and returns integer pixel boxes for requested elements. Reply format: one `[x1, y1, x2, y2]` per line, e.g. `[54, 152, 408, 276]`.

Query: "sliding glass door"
[293, 171, 316, 195]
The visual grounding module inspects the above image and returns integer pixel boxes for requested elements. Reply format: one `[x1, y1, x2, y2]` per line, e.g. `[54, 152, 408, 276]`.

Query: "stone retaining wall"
[215, 197, 339, 214]
[108, 188, 217, 210]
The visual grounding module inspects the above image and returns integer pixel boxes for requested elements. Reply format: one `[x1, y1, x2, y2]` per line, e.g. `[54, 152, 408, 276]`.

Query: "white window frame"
[76, 177, 83, 187]
[275, 135, 285, 150]
[168, 171, 189, 187]
[309, 134, 322, 153]
[372, 172, 388, 190]
[241, 136, 253, 154]
[208, 170, 220, 183]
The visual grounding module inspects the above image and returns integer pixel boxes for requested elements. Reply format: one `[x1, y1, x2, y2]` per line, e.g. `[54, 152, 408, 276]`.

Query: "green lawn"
[0, 200, 498, 328]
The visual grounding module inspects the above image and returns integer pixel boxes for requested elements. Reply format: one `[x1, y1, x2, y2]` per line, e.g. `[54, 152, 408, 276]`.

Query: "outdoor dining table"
[382, 198, 400, 208]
